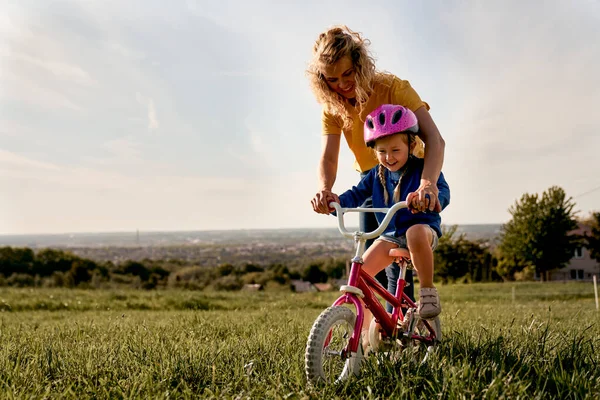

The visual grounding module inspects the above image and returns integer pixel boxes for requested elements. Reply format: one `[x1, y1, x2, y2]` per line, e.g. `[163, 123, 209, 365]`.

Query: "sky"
[1, 0, 599, 234]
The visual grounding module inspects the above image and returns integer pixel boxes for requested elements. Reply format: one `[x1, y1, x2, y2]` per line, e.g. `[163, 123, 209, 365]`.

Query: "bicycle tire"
[305, 306, 363, 385]
[402, 315, 442, 363]
[367, 313, 442, 363]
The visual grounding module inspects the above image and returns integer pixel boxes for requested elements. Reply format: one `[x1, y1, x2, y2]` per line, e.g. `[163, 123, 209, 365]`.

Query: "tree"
[242, 263, 264, 274]
[434, 225, 494, 283]
[303, 263, 328, 283]
[69, 260, 93, 286]
[497, 186, 579, 281]
[584, 212, 600, 264]
[0, 247, 34, 276]
[323, 258, 346, 279]
[118, 261, 150, 281]
[33, 249, 76, 276]
[217, 263, 235, 276]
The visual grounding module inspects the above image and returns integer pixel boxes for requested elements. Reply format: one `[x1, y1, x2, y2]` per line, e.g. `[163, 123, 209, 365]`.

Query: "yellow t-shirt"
[322, 73, 430, 172]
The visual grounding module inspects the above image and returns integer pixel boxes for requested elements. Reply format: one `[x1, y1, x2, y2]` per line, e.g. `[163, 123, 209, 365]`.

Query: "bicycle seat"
[389, 248, 410, 260]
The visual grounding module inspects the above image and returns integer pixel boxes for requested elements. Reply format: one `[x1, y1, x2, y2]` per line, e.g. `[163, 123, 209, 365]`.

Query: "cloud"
[216, 70, 267, 77]
[0, 149, 61, 171]
[147, 98, 159, 130]
[104, 41, 146, 61]
[0, 145, 261, 194]
[1, 68, 84, 111]
[432, 2, 600, 190]
[3, 49, 95, 86]
[80, 136, 145, 167]
[2, 0, 599, 232]
[136, 92, 160, 131]
[0, 149, 284, 233]
[0, 120, 28, 137]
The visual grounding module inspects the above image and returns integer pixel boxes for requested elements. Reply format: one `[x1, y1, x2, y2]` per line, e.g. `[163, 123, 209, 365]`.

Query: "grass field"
[1, 282, 599, 399]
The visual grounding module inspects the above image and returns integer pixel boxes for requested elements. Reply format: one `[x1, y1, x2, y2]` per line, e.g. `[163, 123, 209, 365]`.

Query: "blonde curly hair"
[306, 25, 378, 130]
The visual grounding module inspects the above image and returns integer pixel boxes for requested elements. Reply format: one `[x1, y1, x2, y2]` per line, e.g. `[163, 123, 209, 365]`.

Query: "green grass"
[0, 282, 599, 399]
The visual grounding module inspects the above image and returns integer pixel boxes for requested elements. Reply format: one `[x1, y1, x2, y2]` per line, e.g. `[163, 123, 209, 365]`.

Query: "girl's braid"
[392, 133, 416, 203]
[377, 164, 389, 205]
[392, 162, 409, 203]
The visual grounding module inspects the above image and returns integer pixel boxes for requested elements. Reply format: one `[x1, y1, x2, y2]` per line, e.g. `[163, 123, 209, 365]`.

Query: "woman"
[307, 25, 446, 302]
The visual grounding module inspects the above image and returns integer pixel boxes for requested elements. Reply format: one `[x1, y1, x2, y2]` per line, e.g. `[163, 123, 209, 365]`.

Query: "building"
[313, 283, 333, 292]
[290, 279, 317, 293]
[547, 223, 600, 281]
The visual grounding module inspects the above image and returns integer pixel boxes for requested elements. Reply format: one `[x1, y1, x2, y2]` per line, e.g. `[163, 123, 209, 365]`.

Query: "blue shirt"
[337, 157, 450, 238]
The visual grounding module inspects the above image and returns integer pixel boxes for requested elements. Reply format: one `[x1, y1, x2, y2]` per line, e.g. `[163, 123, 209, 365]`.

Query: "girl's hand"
[407, 180, 441, 214]
[311, 189, 339, 214]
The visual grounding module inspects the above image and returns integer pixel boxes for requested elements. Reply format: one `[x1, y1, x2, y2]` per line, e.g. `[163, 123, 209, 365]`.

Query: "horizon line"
[0, 222, 505, 237]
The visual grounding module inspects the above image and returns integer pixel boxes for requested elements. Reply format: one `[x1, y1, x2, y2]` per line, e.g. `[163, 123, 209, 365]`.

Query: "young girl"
[311, 104, 450, 321]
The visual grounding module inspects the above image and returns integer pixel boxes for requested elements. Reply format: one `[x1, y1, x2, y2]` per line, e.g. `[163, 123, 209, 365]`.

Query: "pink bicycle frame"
[327, 201, 436, 353]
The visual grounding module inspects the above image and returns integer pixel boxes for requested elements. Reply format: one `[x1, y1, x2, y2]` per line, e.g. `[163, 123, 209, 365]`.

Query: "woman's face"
[322, 55, 356, 99]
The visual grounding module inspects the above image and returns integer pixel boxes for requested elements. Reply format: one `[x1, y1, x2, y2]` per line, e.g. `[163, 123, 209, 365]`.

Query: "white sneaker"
[418, 287, 441, 319]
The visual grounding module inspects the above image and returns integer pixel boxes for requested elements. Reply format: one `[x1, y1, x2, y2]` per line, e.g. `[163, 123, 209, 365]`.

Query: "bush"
[323, 258, 346, 279]
[141, 273, 162, 290]
[110, 273, 139, 286]
[514, 265, 535, 281]
[33, 248, 75, 276]
[218, 263, 235, 276]
[212, 275, 243, 291]
[69, 261, 92, 285]
[118, 261, 151, 281]
[6, 273, 35, 287]
[0, 247, 34, 276]
[242, 263, 264, 274]
[302, 263, 328, 284]
[242, 271, 263, 285]
[168, 266, 214, 290]
[90, 270, 110, 289]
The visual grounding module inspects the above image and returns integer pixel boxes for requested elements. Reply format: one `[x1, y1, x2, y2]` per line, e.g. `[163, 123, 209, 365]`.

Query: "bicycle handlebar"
[329, 201, 408, 240]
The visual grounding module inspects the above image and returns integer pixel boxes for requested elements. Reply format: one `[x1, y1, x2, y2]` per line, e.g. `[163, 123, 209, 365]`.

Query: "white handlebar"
[329, 201, 408, 240]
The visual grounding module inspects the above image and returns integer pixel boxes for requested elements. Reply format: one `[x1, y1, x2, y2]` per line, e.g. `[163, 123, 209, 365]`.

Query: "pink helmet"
[364, 104, 419, 147]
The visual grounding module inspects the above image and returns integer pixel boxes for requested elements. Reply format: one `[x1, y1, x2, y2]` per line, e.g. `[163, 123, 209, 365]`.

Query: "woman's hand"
[311, 189, 340, 214]
[406, 179, 441, 214]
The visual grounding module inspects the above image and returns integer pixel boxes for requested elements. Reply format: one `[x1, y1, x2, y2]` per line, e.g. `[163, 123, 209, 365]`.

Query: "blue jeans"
[358, 197, 415, 312]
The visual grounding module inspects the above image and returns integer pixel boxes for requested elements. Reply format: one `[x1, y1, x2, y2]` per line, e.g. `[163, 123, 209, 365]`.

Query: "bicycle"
[304, 201, 442, 385]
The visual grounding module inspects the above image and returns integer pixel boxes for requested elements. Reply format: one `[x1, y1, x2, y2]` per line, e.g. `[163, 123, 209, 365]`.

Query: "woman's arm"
[414, 106, 446, 212]
[313, 134, 341, 214]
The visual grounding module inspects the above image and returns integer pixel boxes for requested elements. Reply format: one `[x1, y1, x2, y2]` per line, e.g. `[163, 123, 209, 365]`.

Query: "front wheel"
[305, 306, 363, 385]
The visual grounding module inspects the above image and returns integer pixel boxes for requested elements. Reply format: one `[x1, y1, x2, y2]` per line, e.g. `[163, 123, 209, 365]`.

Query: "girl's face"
[374, 134, 413, 172]
[322, 55, 356, 99]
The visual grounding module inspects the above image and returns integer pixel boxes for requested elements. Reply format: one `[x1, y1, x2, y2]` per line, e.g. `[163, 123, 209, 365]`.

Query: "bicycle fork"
[333, 258, 366, 356]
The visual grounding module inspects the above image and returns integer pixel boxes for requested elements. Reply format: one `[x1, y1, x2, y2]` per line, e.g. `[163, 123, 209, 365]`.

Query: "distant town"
[0, 225, 502, 268]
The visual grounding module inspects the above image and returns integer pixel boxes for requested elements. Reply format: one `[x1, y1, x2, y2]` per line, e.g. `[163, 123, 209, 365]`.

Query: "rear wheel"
[402, 312, 442, 363]
[368, 309, 442, 363]
[305, 306, 363, 385]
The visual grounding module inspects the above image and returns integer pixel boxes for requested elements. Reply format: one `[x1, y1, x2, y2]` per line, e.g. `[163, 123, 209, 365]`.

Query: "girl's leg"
[406, 224, 435, 287]
[406, 224, 441, 319]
